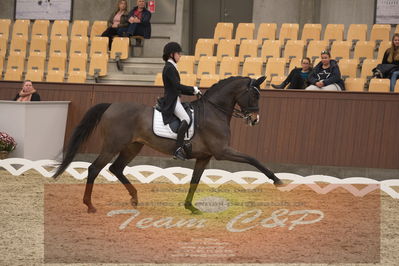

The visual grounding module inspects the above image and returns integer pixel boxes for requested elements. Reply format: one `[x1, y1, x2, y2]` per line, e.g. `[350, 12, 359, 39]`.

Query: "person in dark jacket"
[160, 42, 201, 161]
[14, 80, 41, 101]
[382, 33, 399, 92]
[117, 0, 151, 41]
[272, 57, 312, 89]
[101, 0, 129, 50]
[305, 50, 345, 91]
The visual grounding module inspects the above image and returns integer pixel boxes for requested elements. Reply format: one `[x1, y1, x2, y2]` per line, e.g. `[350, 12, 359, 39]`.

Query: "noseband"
[232, 79, 260, 121]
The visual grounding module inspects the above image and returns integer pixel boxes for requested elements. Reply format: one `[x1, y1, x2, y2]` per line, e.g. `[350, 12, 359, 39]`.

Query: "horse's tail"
[53, 103, 111, 178]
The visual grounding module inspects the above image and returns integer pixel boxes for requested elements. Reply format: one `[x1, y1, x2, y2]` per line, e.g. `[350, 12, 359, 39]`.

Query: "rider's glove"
[193, 86, 202, 96]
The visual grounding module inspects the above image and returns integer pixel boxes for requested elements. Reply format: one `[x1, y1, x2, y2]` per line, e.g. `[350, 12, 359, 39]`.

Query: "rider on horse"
[160, 42, 202, 161]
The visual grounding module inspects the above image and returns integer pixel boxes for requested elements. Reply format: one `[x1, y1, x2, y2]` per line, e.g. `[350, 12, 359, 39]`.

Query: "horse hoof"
[274, 179, 284, 187]
[191, 208, 203, 215]
[130, 198, 138, 207]
[87, 207, 97, 213]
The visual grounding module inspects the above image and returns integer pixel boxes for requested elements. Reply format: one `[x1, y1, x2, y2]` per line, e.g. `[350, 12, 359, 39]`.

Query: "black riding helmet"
[162, 42, 182, 62]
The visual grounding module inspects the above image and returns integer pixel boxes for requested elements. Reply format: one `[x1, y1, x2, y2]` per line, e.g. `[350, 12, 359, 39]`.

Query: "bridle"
[205, 79, 261, 124]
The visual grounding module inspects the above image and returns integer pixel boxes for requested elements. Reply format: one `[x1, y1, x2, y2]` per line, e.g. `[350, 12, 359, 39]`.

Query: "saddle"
[153, 99, 195, 140]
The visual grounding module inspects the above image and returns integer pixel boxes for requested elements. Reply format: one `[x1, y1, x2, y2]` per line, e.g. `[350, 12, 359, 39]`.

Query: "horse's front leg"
[184, 157, 211, 214]
[214, 147, 283, 186]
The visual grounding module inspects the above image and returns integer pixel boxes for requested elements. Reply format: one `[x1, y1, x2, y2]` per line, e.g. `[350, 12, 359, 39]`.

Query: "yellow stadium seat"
[177, 55, 195, 74]
[301, 24, 322, 42]
[361, 59, 378, 79]
[306, 40, 329, 62]
[68, 53, 87, 73]
[67, 71, 86, 83]
[29, 37, 47, 54]
[353, 41, 374, 62]
[288, 57, 302, 72]
[0, 55, 4, 74]
[242, 57, 263, 77]
[90, 37, 109, 57]
[347, 24, 367, 44]
[25, 69, 44, 81]
[27, 53, 46, 71]
[368, 78, 390, 92]
[234, 23, 255, 44]
[199, 74, 219, 88]
[48, 54, 67, 72]
[238, 39, 258, 62]
[216, 39, 236, 61]
[196, 56, 217, 78]
[339, 59, 358, 79]
[284, 40, 305, 60]
[331, 41, 351, 60]
[6, 54, 25, 71]
[180, 74, 197, 86]
[345, 78, 365, 92]
[4, 68, 23, 81]
[49, 36, 68, 56]
[0, 19, 11, 40]
[270, 76, 287, 88]
[213, 23, 234, 44]
[323, 24, 344, 42]
[0, 37, 7, 57]
[377, 41, 391, 60]
[90, 21, 108, 40]
[51, 20, 69, 39]
[71, 20, 89, 37]
[89, 54, 108, 81]
[194, 38, 214, 61]
[265, 58, 286, 81]
[370, 24, 391, 43]
[46, 70, 65, 82]
[261, 40, 281, 62]
[31, 20, 49, 39]
[154, 73, 163, 86]
[69, 36, 88, 56]
[9, 36, 27, 57]
[12, 20, 30, 41]
[279, 23, 299, 42]
[219, 56, 240, 78]
[256, 23, 277, 44]
[110, 37, 129, 59]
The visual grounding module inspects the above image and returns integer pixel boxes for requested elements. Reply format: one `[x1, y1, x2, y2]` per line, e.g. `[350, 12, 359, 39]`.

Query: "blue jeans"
[390, 70, 399, 92]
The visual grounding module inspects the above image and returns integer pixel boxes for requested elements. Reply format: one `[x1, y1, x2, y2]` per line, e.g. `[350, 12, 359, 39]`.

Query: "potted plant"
[0, 132, 17, 159]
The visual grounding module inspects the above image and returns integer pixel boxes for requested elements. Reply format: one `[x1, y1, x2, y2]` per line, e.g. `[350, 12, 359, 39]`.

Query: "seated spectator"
[117, 0, 151, 44]
[305, 50, 345, 91]
[101, 0, 129, 50]
[14, 80, 41, 101]
[272, 57, 312, 89]
[382, 33, 399, 92]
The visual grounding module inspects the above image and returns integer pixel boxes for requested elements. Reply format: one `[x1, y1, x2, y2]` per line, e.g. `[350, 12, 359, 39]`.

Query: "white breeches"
[174, 97, 190, 123]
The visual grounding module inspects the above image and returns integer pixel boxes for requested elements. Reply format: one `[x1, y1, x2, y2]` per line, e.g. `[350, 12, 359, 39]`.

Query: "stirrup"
[173, 147, 187, 161]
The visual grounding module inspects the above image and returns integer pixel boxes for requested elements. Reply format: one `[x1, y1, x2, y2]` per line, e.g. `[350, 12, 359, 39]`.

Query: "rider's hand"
[193, 86, 202, 96]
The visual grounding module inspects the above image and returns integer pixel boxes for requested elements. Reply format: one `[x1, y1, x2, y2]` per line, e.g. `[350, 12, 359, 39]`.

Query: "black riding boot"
[271, 81, 288, 89]
[174, 120, 189, 160]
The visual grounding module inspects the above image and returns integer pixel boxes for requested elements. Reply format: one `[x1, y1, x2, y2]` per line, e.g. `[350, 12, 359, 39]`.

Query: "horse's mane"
[202, 76, 249, 99]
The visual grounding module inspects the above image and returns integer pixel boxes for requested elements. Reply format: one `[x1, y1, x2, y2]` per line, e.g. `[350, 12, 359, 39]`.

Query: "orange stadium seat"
[279, 23, 299, 42]
[219, 56, 240, 78]
[288, 57, 302, 72]
[284, 40, 305, 61]
[110, 37, 129, 59]
[51, 20, 69, 39]
[345, 78, 365, 92]
[69, 36, 88, 57]
[368, 78, 390, 92]
[46, 69, 65, 82]
[242, 57, 263, 77]
[30, 37, 47, 55]
[370, 24, 391, 44]
[301, 24, 322, 42]
[9, 36, 27, 57]
[347, 24, 367, 44]
[196, 56, 217, 78]
[265, 57, 286, 81]
[323, 24, 344, 42]
[234, 23, 255, 44]
[11, 20, 30, 41]
[213, 23, 233, 44]
[194, 38, 214, 61]
[153, 73, 163, 86]
[49, 36, 68, 56]
[377, 41, 391, 60]
[67, 70, 86, 83]
[0, 37, 7, 57]
[68, 53, 87, 73]
[31, 20, 50, 39]
[90, 37, 109, 57]
[238, 39, 258, 62]
[331, 41, 351, 60]
[0, 19, 11, 40]
[180, 74, 197, 86]
[27, 53, 46, 72]
[306, 40, 329, 62]
[216, 39, 236, 61]
[270, 76, 287, 88]
[199, 74, 219, 88]
[353, 41, 374, 62]
[256, 23, 277, 44]
[339, 59, 358, 79]
[361, 59, 378, 79]
[25, 69, 44, 81]
[177, 56, 195, 74]
[261, 40, 281, 62]
[90, 21, 108, 40]
[71, 20, 89, 38]
[89, 53, 108, 82]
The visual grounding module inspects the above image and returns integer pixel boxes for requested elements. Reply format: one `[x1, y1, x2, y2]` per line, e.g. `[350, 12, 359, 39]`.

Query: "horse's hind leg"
[109, 142, 144, 207]
[84, 152, 116, 213]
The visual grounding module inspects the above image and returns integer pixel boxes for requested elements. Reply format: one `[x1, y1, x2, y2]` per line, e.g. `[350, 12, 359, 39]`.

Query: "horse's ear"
[254, 76, 266, 87]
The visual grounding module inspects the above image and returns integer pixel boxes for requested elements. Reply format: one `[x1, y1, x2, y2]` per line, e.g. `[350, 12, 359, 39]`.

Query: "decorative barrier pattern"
[1, 158, 399, 199]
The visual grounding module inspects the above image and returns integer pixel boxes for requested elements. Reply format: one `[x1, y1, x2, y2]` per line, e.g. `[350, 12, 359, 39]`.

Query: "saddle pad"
[152, 109, 194, 140]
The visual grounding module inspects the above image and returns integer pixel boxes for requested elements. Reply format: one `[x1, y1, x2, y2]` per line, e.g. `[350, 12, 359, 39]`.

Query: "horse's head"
[235, 76, 266, 126]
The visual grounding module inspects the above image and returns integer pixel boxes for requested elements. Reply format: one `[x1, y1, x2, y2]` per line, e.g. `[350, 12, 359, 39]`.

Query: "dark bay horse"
[53, 76, 283, 214]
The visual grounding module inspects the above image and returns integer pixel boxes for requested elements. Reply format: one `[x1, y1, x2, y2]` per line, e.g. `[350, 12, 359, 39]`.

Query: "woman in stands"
[272, 57, 312, 89]
[382, 33, 399, 92]
[101, 0, 129, 50]
[305, 50, 345, 91]
[159, 42, 201, 161]
[14, 80, 41, 101]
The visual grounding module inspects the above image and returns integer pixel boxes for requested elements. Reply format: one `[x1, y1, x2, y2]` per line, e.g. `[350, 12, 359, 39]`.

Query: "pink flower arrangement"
[0, 132, 17, 152]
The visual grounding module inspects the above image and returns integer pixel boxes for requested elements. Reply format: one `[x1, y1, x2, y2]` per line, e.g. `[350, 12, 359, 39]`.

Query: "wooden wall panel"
[1, 81, 399, 169]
